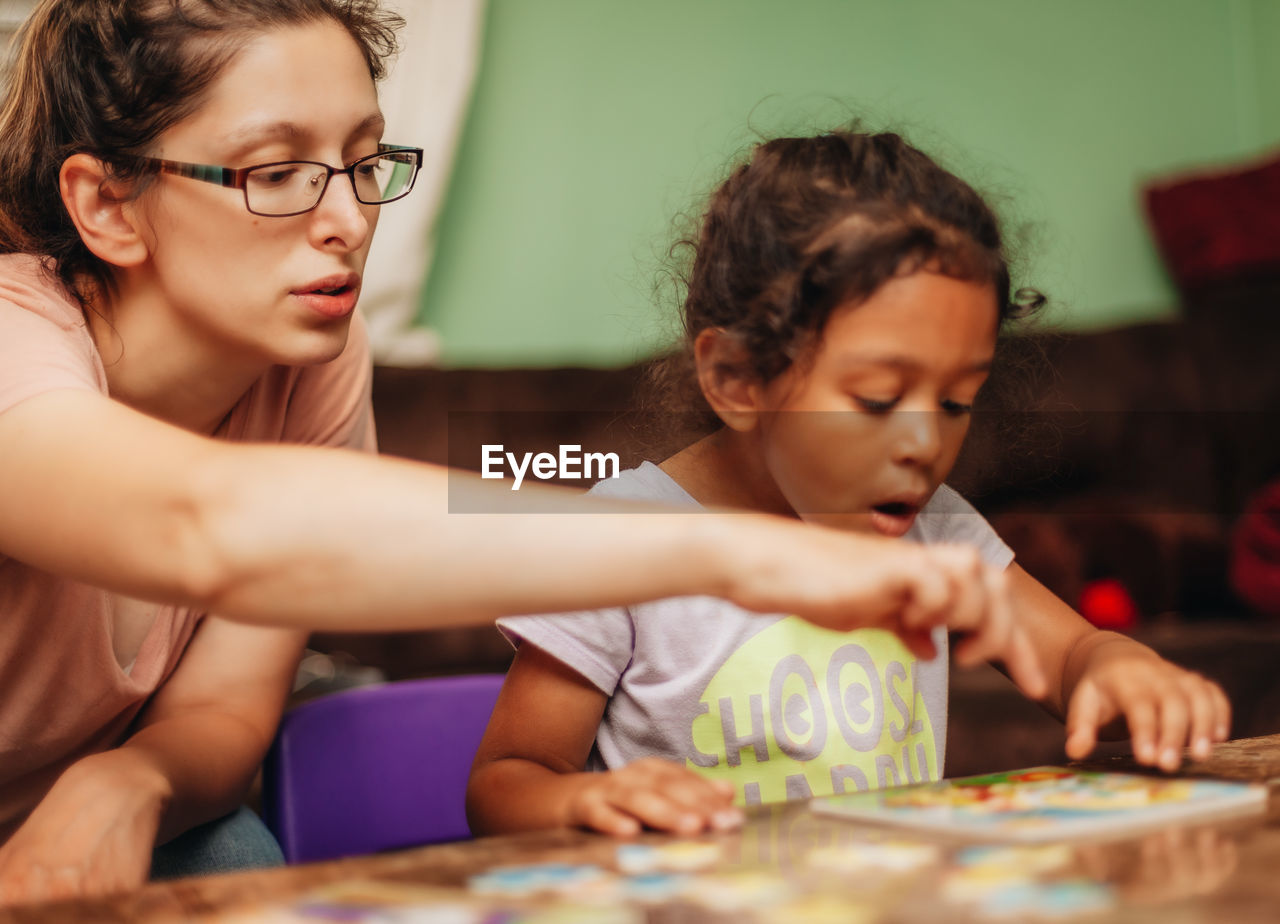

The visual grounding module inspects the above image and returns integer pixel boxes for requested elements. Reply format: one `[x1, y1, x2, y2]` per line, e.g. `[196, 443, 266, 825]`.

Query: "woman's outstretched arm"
[0, 388, 1043, 694]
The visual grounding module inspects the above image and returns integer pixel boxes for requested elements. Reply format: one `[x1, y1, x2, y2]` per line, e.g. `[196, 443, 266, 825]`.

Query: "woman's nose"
[308, 173, 372, 252]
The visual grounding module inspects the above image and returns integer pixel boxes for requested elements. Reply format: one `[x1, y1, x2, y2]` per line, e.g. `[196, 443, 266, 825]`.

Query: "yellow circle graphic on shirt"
[686, 620, 938, 805]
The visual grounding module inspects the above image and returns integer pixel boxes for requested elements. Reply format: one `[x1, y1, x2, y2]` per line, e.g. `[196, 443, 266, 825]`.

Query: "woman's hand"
[0, 620, 302, 906]
[728, 523, 1047, 700]
[565, 758, 743, 837]
[1063, 636, 1231, 769]
[0, 751, 168, 905]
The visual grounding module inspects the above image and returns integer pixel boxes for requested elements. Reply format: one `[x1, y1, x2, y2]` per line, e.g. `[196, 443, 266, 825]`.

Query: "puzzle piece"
[467, 863, 606, 897]
[975, 879, 1115, 919]
[615, 840, 723, 874]
[683, 870, 793, 912]
[804, 841, 941, 873]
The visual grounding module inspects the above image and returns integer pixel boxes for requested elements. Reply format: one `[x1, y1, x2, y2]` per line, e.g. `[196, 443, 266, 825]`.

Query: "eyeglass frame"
[133, 143, 424, 217]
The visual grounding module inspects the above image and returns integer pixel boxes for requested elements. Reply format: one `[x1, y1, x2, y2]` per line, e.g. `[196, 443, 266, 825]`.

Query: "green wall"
[419, 0, 1279, 367]
[1250, 0, 1280, 148]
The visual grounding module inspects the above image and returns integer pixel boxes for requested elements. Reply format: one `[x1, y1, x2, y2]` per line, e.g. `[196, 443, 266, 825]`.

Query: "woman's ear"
[694, 327, 763, 432]
[59, 154, 149, 268]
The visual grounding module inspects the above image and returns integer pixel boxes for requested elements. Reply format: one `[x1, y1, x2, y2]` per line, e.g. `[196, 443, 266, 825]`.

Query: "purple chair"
[262, 674, 505, 864]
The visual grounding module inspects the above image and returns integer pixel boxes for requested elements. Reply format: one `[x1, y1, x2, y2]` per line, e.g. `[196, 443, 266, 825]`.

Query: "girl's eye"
[941, 399, 973, 416]
[855, 396, 900, 414]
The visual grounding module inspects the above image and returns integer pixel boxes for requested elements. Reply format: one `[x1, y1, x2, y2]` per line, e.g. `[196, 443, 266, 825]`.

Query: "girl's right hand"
[565, 758, 743, 837]
[726, 521, 1047, 701]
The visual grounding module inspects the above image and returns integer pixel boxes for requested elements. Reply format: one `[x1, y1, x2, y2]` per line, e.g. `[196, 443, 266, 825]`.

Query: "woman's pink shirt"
[0, 254, 376, 838]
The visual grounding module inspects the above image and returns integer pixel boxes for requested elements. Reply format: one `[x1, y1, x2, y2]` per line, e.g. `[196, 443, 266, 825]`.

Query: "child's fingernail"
[1161, 748, 1179, 769]
[1193, 737, 1211, 759]
[713, 809, 744, 830]
[1216, 725, 1229, 741]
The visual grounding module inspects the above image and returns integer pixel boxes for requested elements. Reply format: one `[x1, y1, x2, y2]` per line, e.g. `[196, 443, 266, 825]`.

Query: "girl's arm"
[466, 644, 741, 837]
[0, 619, 304, 902]
[0, 389, 1046, 690]
[1005, 564, 1231, 770]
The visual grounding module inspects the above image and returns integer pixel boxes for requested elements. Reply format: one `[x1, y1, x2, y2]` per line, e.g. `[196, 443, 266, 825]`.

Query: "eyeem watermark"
[481, 444, 621, 490]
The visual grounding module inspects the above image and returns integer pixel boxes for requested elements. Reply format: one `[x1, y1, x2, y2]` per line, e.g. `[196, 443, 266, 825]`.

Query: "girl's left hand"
[0, 751, 167, 905]
[1063, 639, 1231, 771]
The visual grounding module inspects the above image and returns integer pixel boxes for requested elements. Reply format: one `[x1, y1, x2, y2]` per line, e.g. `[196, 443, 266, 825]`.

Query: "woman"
[0, 0, 1040, 903]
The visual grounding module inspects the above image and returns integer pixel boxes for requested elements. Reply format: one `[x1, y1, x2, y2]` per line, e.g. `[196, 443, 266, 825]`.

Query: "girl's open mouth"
[869, 501, 920, 537]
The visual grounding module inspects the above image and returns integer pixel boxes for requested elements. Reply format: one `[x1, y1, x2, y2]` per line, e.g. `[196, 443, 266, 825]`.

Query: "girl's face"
[129, 19, 384, 368]
[751, 271, 998, 536]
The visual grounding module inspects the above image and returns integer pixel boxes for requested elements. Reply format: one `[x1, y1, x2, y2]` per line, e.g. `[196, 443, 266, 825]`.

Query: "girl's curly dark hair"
[651, 129, 1043, 431]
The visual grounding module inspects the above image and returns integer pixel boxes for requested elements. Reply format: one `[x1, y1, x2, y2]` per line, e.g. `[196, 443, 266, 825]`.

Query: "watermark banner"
[441, 409, 1280, 518]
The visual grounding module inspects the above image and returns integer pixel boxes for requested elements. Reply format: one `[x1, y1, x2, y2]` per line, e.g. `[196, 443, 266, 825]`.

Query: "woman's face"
[130, 19, 384, 368]
[750, 271, 999, 536]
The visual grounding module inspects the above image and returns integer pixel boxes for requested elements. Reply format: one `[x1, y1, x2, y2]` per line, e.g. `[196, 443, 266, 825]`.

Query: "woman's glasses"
[136, 144, 424, 217]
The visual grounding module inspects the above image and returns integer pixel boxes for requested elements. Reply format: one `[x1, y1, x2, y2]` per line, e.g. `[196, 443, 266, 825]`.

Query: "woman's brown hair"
[0, 0, 402, 305]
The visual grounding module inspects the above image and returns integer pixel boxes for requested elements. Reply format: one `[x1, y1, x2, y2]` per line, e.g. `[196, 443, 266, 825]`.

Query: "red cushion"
[1230, 479, 1280, 618]
[1144, 154, 1280, 290]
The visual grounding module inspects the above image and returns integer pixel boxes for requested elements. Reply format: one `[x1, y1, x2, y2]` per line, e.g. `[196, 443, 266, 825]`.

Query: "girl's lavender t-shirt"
[498, 462, 1013, 806]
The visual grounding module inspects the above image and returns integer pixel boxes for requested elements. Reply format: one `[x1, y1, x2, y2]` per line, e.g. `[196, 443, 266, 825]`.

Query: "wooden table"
[8, 735, 1280, 923]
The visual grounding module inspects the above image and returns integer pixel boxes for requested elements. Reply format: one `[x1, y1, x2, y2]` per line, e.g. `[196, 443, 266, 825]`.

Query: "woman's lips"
[292, 274, 360, 319]
[293, 287, 358, 319]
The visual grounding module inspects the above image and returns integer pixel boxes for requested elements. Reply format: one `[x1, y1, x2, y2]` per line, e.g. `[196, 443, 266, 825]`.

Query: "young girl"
[467, 130, 1233, 838]
[0, 3, 1036, 903]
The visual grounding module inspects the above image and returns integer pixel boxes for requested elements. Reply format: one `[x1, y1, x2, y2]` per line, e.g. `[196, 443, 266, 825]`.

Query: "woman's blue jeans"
[150, 806, 284, 880]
